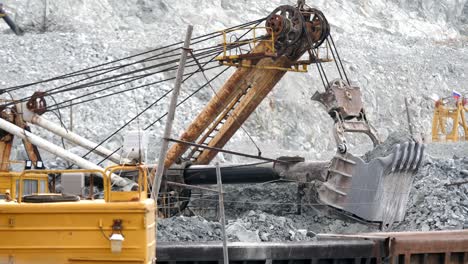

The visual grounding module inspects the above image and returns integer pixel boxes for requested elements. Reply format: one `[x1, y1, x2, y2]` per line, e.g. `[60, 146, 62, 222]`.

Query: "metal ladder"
[187, 86, 252, 162]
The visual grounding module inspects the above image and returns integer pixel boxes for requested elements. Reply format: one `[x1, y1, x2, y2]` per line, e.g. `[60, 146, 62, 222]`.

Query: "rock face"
[1, 0, 467, 165]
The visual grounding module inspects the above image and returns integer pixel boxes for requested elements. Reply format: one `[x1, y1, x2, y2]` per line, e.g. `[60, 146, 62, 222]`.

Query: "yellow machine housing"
[0, 172, 49, 199]
[0, 166, 156, 264]
[432, 98, 468, 142]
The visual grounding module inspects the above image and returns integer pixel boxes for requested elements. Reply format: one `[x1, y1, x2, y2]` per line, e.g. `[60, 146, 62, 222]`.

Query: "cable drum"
[266, 5, 305, 57]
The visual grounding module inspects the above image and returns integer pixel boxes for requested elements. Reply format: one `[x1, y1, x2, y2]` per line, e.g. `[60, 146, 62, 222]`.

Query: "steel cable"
[79, 67, 230, 163]
[9, 42, 246, 110]
[46, 63, 222, 112]
[1, 18, 266, 93]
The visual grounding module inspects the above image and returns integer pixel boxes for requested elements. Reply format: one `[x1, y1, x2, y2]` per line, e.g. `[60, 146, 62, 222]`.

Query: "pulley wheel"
[302, 7, 330, 49]
[266, 5, 305, 56]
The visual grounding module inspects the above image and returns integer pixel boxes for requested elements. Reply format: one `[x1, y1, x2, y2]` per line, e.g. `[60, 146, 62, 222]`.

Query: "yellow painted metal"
[316, 39, 332, 63]
[0, 165, 156, 264]
[0, 171, 49, 199]
[216, 26, 276, 60]
[432, 98, 468, 142]
[221, 62, 309, 72]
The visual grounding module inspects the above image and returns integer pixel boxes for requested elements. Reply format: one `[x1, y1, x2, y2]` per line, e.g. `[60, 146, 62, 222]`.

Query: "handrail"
[15, 166, 147, 203]
[17, 169, 104, 204]
[105, 165, 147, 202]
[219, 26, 275, 58]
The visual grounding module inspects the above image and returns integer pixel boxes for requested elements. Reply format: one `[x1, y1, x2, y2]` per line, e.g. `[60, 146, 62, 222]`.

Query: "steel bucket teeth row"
[390, 142, 424, 173]
[318, 141, 425, 230]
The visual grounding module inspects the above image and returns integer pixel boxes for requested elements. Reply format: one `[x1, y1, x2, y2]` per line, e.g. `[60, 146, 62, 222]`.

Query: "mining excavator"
[0, 1, 424, 233]
[158, 2, 424, 229]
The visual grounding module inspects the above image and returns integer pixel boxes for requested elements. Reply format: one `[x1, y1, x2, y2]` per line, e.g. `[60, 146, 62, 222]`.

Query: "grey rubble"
[158, 143, 468, 242]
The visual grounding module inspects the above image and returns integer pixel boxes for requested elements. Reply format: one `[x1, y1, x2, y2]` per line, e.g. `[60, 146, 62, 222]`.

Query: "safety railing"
[103, 165, 148, 202]
[13, 165, 148, 203]
[216, 26, 276, 61]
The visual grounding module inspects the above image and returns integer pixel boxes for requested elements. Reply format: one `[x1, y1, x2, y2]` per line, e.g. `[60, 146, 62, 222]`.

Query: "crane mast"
[165, 5, 331, 167]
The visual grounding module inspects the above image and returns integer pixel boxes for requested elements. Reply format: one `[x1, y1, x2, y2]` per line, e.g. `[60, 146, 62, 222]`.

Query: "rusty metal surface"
[13, 108, 43, 164]
[0, 141, 13, 171]
[312, 79, 380, 153]
[266, 5, 305, 57]
[0, 105, 43, 171]
[165, 42, 294, 167]
[265, 14, 284, 36]
[312, 79, 364, 120]
[26, 91, 47, 115]
[156, 240, 384, 263]
[195, 56, 291, 164]
[185, 86, 249, 162]
[318, 230, 468, 264]
[163, 54, 253, 168]
[363, 230, 468, 254]
[301, 7, 330, 49]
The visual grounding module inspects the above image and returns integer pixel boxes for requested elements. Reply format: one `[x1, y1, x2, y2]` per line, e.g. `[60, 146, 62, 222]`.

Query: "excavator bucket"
[318, 141, 425, 229]
[311, 79, 424, 228]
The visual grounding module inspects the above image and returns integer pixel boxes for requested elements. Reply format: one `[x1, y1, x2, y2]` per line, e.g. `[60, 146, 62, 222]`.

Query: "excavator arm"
[165, 43, 292, 166]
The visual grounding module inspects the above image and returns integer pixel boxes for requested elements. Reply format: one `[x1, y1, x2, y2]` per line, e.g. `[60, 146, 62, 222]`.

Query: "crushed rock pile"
[225, 210, 312, 242]
[189, 182, 300, 220]
[157, 216, 224, 242]
[363, 131, 414, 161]
[158, 136, 468, 242]
[156, 212, 305, 243]
[157, 210, 374, 242]
[395, 155, 468, 231]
